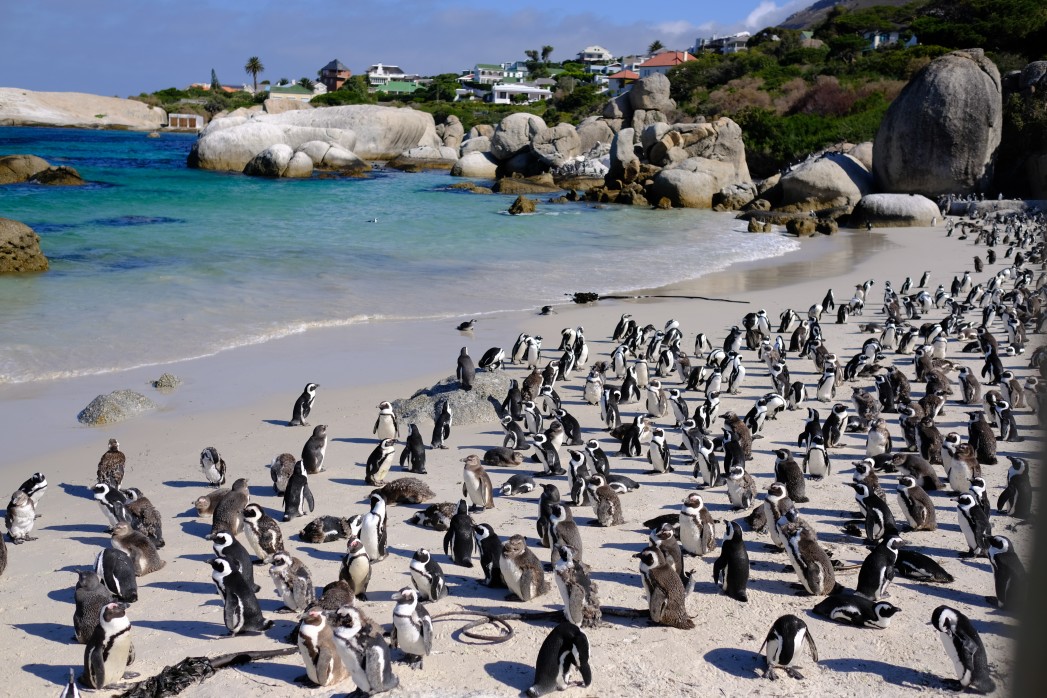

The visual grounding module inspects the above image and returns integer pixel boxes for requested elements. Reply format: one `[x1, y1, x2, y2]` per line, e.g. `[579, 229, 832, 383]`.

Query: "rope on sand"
[432, 607, 651, 644]
[567, 291, 749, 305]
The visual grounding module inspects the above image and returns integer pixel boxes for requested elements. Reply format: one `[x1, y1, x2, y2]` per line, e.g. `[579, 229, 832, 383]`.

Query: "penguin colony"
[2, 214, 1043, 695]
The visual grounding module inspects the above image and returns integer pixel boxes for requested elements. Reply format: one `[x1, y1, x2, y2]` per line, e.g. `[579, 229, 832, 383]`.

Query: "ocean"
[0, 126, 799, 385]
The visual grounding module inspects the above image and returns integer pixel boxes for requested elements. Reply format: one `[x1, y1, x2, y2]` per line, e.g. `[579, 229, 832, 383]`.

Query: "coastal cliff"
[0, 88, 166, 131]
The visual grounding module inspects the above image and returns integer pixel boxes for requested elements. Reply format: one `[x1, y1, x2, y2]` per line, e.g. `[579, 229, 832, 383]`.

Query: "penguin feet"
[122, 672, 140, 680]
[785, 668, 805, 680]
[985, 595, 1001, 608]
[275, 606, 296, 614]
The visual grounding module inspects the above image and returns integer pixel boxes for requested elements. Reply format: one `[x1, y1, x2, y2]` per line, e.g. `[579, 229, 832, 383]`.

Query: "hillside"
[780, 0, 922, 30]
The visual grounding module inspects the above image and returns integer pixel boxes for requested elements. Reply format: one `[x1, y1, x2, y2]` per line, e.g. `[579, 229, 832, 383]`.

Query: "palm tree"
[541, 45, 554, 63]
[244, 56, 265, 93]
[647, 40, 664, 54]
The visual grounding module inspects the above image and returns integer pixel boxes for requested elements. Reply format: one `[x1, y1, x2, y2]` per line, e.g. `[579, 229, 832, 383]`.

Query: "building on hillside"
[637, 51, 696, 78]
[607, 69, 639, 97]
[166, 113, 205, 131]
[268, 84, 315, 102]
[863, 30, 917, 51]
[474, 63, 508, 84]
[366, 63, 423, 87]
[319, 59, 351, 92]
[490, 83, 552, 105]
[577, 45, 613, 63]
[373, 80, 423, 96]
[694, 32, 751, 55]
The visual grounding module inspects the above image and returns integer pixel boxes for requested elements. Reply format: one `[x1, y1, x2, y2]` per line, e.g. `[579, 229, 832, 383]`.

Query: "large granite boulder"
[1020, 61, 1047, 93]
[530, 123, 582, 168]
[847, 142, 873, 171]
[387, 145, 459, 171]
[30, 166, 84, 185]
[296, 141, 368, 171]
[0, 218, 48, 272]
[490, 113, 547, 161]
[646, 159, 740, 208]
[438, 116, 465, 149]
[450, 151, 499, 179]
[460, 135, 492, 156]
[851, 193, 941, 227]
[779, 153, 872, 211]
[576, 117, 616, 154]
[644, 117, 752, 208]
[244, 144, 296, 177]
[873, 49, 1002, 197]
[392, 370, 508, 428]
[188, 105, 441, 171]
[606, 128, 640, 184]
[467, 124, 495, 140]
[263, 98, 313, 115]
[629, 73, 675, 112]
[0, 88, 165, 130]
[508, 195, 537, 215]
[77, 390, 157, 425]
[0, 154, 50, 183]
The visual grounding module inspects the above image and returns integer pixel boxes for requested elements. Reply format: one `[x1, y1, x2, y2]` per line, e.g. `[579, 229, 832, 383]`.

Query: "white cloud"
[743, 0, 809, 31]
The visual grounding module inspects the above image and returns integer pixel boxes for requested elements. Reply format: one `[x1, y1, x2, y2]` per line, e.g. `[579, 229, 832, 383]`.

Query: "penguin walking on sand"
[461, 454, 495, 511]
[526, 622, 592, 697]
[713, 521, 750, 602]
[931, 605, 996, 694]
[390, 587, 433, 669]
[242, 503, 284, 564]
[373, 401, 400, 440]
[361, 493, 389, 562]
[444, 500, 475, 567]
[410, 548, 448, 601]
[431, 400, 452, 449]
[82, 602, 135, 689]
[211, 557, 272, 635]
[986, 535, 1025, 611]
[399, 424, 427, 474]
[302, 424, 328, 474]
[283, 459, 315, 521]
[199, 447, 227, 487]
[760, 614, 818, 681]
[474, 523, 505, 587]
[365, 438, 398, 487]
[330, 605, 399, 696]
[290, 383, 319, 426]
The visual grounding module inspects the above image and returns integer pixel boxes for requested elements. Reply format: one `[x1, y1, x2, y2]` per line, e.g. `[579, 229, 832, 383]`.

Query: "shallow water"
[0, 126, 798, 384]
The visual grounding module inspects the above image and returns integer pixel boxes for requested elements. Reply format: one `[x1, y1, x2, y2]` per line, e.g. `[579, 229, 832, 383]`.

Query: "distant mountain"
[779, 0, 919, 30]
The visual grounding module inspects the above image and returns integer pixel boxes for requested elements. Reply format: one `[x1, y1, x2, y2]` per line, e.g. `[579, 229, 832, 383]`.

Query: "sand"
[0, 221, 1038, 697]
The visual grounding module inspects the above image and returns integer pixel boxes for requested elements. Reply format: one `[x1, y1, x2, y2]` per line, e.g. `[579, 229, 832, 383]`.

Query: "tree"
[298, 77, 315, 90]
[210, 68, 221, 92]
[425, 73, 460, 103]
[244, 56, 264, 93]
[524, 49, 539, 62]
[541, 45, 554, 63]
[648, 40, 664, 54]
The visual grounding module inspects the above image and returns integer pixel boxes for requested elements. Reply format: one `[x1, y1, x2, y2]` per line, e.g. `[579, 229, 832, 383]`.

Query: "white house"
[695, 32, 751, 54]
[366, 63, 407, 86]
[637, 51, 695, 79]
[474, 63, 507, 85]
[863, 31, 918, 51]
[606, 69, 638, 97]
[490, 83, 552, 104]
[576, 45, 613, 63]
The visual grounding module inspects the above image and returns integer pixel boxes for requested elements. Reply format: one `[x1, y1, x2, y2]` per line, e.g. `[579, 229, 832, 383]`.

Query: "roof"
[322, 59, 349, 72]
[375, 81, 422, 93]
[475, 63, 503, 71]
[640, 51, 695, 68]
[608, 70, 639, 80]
[580, 45, 611, 54]
[270, 84, 313, 95]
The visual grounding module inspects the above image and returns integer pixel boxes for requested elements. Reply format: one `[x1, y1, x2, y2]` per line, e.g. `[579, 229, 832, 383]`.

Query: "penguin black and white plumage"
[96, 439, 126, 489]
[816, 366, 836, 403]
[690, 431, 722, 488]
[430, 400, 452, 449]
[500, 534, 549, 602]
[774, 448, 808, 503]
[848, 482, 897, 544]
[473, 523, 505, 587]
[554, 544, 601, 628]
[365, 438, 397, 487]
[361, 493, 388, 562]
[199, 446, 227, 487]
[483, 446, 524, 469]
[713, 521, 749, 602]
[958, 367, 982, 405]
[282, 459, 315, 521]
[889, 453, 942, 491]
[269, 551, 315, 613]
[812, 594, 901, 629]
[803, 436, 831, 480]
[821, 403, 847, 449]
[760, 614, 818, 680]
[330, 605, 399, 696]
[547, 503, 583, 564]
[211, 556, 272, 635]
[302, 424, 328, 474]
[500, 473, 537, 497]
[865, 418, 892, 458]
[874, 375, 896, 414]
[532, 433, 565, 476]
[211, 529, 260, 593]
[554, 408, 583, 446]
[650, 523, 686, 585]
[297, 606, 349, 687]
[397, 423, 427, 475]
[443, 499, 475, 567]
[242, 502, 284, 563]
[17, 472, 46, 509]
[956, 492, 992, 558]
[787, 381, 807, 410]
[855, 534, 902, 601]
[501, 415, 530, 450]
[456, 346, 475, 391]
[986, 535, 1026, 611]
[760, 482, 793, 547]
[74, 570, 114, 644]
[997, 456, 1033, 518]
[390, 587, 433, 669]
[82, 601, 135, 689]
[409, 548, 448, 602]
[95, 548, 138, 603]
[290, 382, 318, 427]
[726, 465, 757, 510]
[931, 605, 996, 694]
[647, 427, 673, 474]
[269, 453, 296, 495]
[526, 621, 592, 697]
[5, 490, 36, 544]
[679, 492, 715, 556]
[92, 482, 129, 531]
[340, 537, 371, 601]
[461, 454, 495, 510]
[966, 411, 997, 465]
[896, 476, 936, 531]
[537, 483, 561, 547]
[373, 400, 400, 440]
[479, 346, 505, 371]
[993, 398, 1022, 442]
[372, 477, 435, 506]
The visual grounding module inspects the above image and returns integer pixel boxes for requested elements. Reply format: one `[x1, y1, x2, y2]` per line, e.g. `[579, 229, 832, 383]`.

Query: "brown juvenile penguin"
[635, 545, 693, 629]
[208, 477, 250, 539]
[721, 411, 753, 460]
[587, 474, 624, 526]
[123, 488, 164, 549]
[110, 522, 165, 576]
[96, 438, 126, 489]
[297, 605, 349, 687]
[372, 477, 435, 505]
[499, 534, 548, 602]
[194, 488, 229, 517]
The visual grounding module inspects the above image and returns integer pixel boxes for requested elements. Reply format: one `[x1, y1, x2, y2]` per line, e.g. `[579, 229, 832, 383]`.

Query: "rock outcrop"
[779, 153, 872, 212]
[0, 155, 84, 185]
[851, 193, 942, 227]
[392, 370, 507, 428]
[77, 390, 157, 425]
[387, 145, 459, 171]
[451, 151, 499, 179]
[629, 73, 676, 112]
[531, 123, 582, 168]
[0, 218, 48, 272]
[644, 118, 752, 208]
[508, 195, 537, 214]
[873, 49, 1002, 197]
[0, 88, 166, 130]
[243, 144, 313, 178]
[490, 113, 547, 161]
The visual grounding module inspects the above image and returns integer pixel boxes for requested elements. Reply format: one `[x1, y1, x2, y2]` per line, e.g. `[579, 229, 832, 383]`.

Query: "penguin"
[526, 622, 592, 697]
[956, 492, 992, 558]
[537, 483, 561, 547]
[896, 476, 936, 531]
[812, 595, 901, 629]
[679, 492, 716, 556]
[874, 375, 896, 414]
[74, 570, 114, 644]
[329, 605, 399, 696]
[199, 446, 227, 487]
[269, 453, 296, 495]
[761, 482, 794, 548]
[548, 503, 584, 565]
[865, 418, 892, 458]
[986, 535, 1026, 611]
[690, 432, 722, 488]
[212, 529, 260, 593]
[803, 436, 831, 480]
[587, 475, 624, 527]
[726, 465, 757, 510]
[667, 388, 689, 427]
[781, 519, 838, 596]
[110, 522, 165, 576]
[17, 471, 47, 508]
[94, 548, 138, 603]
[473, 523, 505, 587]
[760, 614, 818, 680]
[821, 403, 848, 449]
[361, 493, 388, 562]
[82, 602, 135, 689]
[650, 523, 687, 585]
[461, 454, 495, 511]
[479, 346, 505, 371]
[340, 537, 372, 601]
[553, 408, 583, 446]
[290, 382, 318, 426]
[282, 459, 315, 521]
[606, 474, 640, 493]
[532, 433, 565, 476]
[647, 427, 673, 474]
[713, 521, 750, 602]
[371, 477, 435, 506]
[943, 441, 981, 494]
[931, 605, 996, 694]
[456, 346, 475, 391]
[993, 399, 1022, 442]
[500, 534, 549, 602]
[484, 446, 524, 468]
[430, 400, 452, 449]
[211, 557, 272, 635]
[269, 551, 316, 613]
[634, 545, 694, 629]
[774, 448, 808, 503]
[816, 366, 837, 403]
[889, 453, 941, 491]
[997, 456, 1032, 518]
[302, 424, 328, 474]
[855, 534, 902, 601]
[504, 378, 526, 420]
[553, 544, 601, 628]
[721, 411, 753, 460]
[456, 318, 477, 332]
[389, 587, 433, 669]
[297, 606, 349, 687]
[967, 411, 997, 465]
[205, 477, 249, 540]
[92, 482, 129, 531]
[5, 490, 36, 544]
[443, 499, 475, 567]
[373, 401, 400, 440]
[848, 482, 897, 544]
[241, 502, 284, 563]
[96, 438, 126, 489]
[501, 415, 530, 451]
[410, 548, 448, 601]
[365, 438, 397, 487]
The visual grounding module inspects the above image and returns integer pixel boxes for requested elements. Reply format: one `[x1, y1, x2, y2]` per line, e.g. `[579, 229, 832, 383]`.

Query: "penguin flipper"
[305, 487, 315, 512]
[804, 629, 819, 662]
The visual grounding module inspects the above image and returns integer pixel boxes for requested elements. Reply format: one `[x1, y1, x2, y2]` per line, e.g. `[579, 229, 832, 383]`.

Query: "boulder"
[873, 49, 1002, 197]
[460, 135, 492, 156]
[680, 118, 750, 181]
[779, 153, 872, 211]
[630, 108, 667, 136]
[294, 141, 367, 171]
[712, 182, 757, 211]
[467, 124, 495, 140]
[263, 98, 313, 115]
[440, 116, 465, 149]
[0, 218, 48, 272]
[77, 390, 157, 425]
[643, 118, 753, 208]
[451, 151, 499, 179]
[645, 166, 722, 208]
[1020, 61, 1047, 93]
[492, 174, 560, 195]
[508, 195, 537, 215]
[602, 93, 633, 121]
[851, 193, 942, 227]
[530, 123, 582, 168]
[392, 370, 508, 428]
[606, 128, 640, 185]
[152, 373, 182, 391]
[576, 117, 615, 154]
[0, 88, 166, 130]
[387, 145, 459, 171]
[29, 165, 84, 185]
[0, 154, 51, 184]
[243, 144, 295, 177]
[283, 151, 314, 178]
[748, 218, 772, 233]
[786, 218, 818, 237]
[490, 113, 547, 161]
[641, 123, 673, 156]
[628, 73, 675, 112]
[847, 142, 873, 171]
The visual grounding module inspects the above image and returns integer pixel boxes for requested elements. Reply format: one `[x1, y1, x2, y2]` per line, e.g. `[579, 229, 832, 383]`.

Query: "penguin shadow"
[297, 545, 343, 563]
[161, 479, 206, 489]
[178, 552, 214, 564]
[819, 657, 938, 688]
[43, 522, 109, 534]
[483, 660, 532, 691]
[57, 482, 93, 499]
[231, 653, 301, 685]
[148, 579, 216, 596]
[330, 477, 368, 489]
[599, 541, 643, 553]
[248, 484, 275, 499]
[13, 622, 70, 644]
[262, 418, 294, 427]
[21, 663, 74, 686]
[47, 587, 73, 603]
[331, 436, 379, 445]
[133, 617, 216, 641]
[68, 535, 110, 547]
[744, 576, 795, 597]
[178, 519, 212, 538]
[588, 569, 637, 587]
[970, 615, 1017, 638]
[702, 647, 762, 680]
[896, 580, 988, 608]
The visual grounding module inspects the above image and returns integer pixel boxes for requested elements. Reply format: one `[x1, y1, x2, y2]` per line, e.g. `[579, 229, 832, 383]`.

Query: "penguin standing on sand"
[329, 605, 399, 696]
[855, 535, 902, 601]
[896, 476, 936, 531]
[713, 521, 750, 602]
[634, 545, 693, 629]
[74, 570, 115, 644]
[302, 424, 328, 474]
[931, 605, 996, 693]
[82, 602, 135, 689]
[390, 587, 433, 669]
[96, 439, 126, 489]
[760, 614, 818, 680]
[211, 557, 272, 635]
[290, 383, 318, 426]
[461, 454, 495, 511]
[361, 493, 388, 562]
[242, 502, 284, 563]
[95, 548, 138, 603]
[997, 456, 1032, 518]
[957, 492, 992, 558]
[283, 459, 315, 521]
[986, 535, 1025, 611]
[340, 537, 371, 600]
[373, 401, 400, 440]
[269, 551, 315, 613]
[553, 544, 601, 628]
[474, 523, 505, 587]
[296, 607, 348, 687]
[443, 500, 475, 567]
[199, 447, 227, 487]
[526, 622, 592, 698]
[211, 530, 260, 593]
[365, 438, 397, 487]
[409, 548, 448, 601]
[399, 424, 427, 474]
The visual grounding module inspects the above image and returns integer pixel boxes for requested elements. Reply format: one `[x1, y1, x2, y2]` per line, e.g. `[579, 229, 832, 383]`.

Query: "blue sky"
[0, 0, 809, 96]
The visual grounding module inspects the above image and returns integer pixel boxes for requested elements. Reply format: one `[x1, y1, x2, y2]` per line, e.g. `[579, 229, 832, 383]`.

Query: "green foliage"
[551, 83, 605, 121]
[310, 76, 374, 105]
[244, 57, 264, 92]
[424, 74, 460, 102]
[648, 40, 664, 54]
[209, 69, 221, 93]
[911, 0, 1047, 61]
[816, 2, 929, 39]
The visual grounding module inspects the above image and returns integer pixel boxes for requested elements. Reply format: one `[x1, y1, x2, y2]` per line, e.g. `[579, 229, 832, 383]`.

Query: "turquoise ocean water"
[0, 127, 798, 385]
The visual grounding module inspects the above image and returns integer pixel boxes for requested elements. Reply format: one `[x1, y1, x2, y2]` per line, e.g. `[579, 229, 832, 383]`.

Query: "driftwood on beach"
[116, 648, 297, 698]
[568, 291, 749, 305]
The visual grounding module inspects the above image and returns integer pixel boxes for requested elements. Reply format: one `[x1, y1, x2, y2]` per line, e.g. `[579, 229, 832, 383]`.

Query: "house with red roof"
[637, 51, 695, 79]
[607, 69, 638, 96]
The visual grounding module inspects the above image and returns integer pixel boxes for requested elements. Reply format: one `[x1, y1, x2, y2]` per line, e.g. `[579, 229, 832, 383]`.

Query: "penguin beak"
[631, 551, 643, 559]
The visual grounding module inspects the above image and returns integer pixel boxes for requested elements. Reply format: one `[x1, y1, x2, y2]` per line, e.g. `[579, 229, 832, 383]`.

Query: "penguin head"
[682, 492, 705, 510]
[987, 535, 1012, 556]
[210, 557, 233, 575]
[242, 503, 262, 523]
[722, 520, 740, 541]
[107, 438, 121, 451]
[767, 482, 787, 499]
[347, 536, 365, 556]
[304, 383, 319, 395]
[632, 546, 659, 567]
[100, 602, 129, 623]
[955, 493, 977, 512]
[270, 551, 292, 573]
[930, 605, 959, 635]
[300, 606, 326, 629]
[728, 466, 746, 481]
[394, 587, 419, 605]
[556, 544, 577, 564]
[332, 604, 364, 637]
[211, 530, 233, 548]
[897, 476, 917, 491]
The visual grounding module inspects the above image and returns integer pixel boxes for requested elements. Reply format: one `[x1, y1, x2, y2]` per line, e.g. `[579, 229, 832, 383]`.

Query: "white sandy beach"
[0, 222, 1039, 697]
